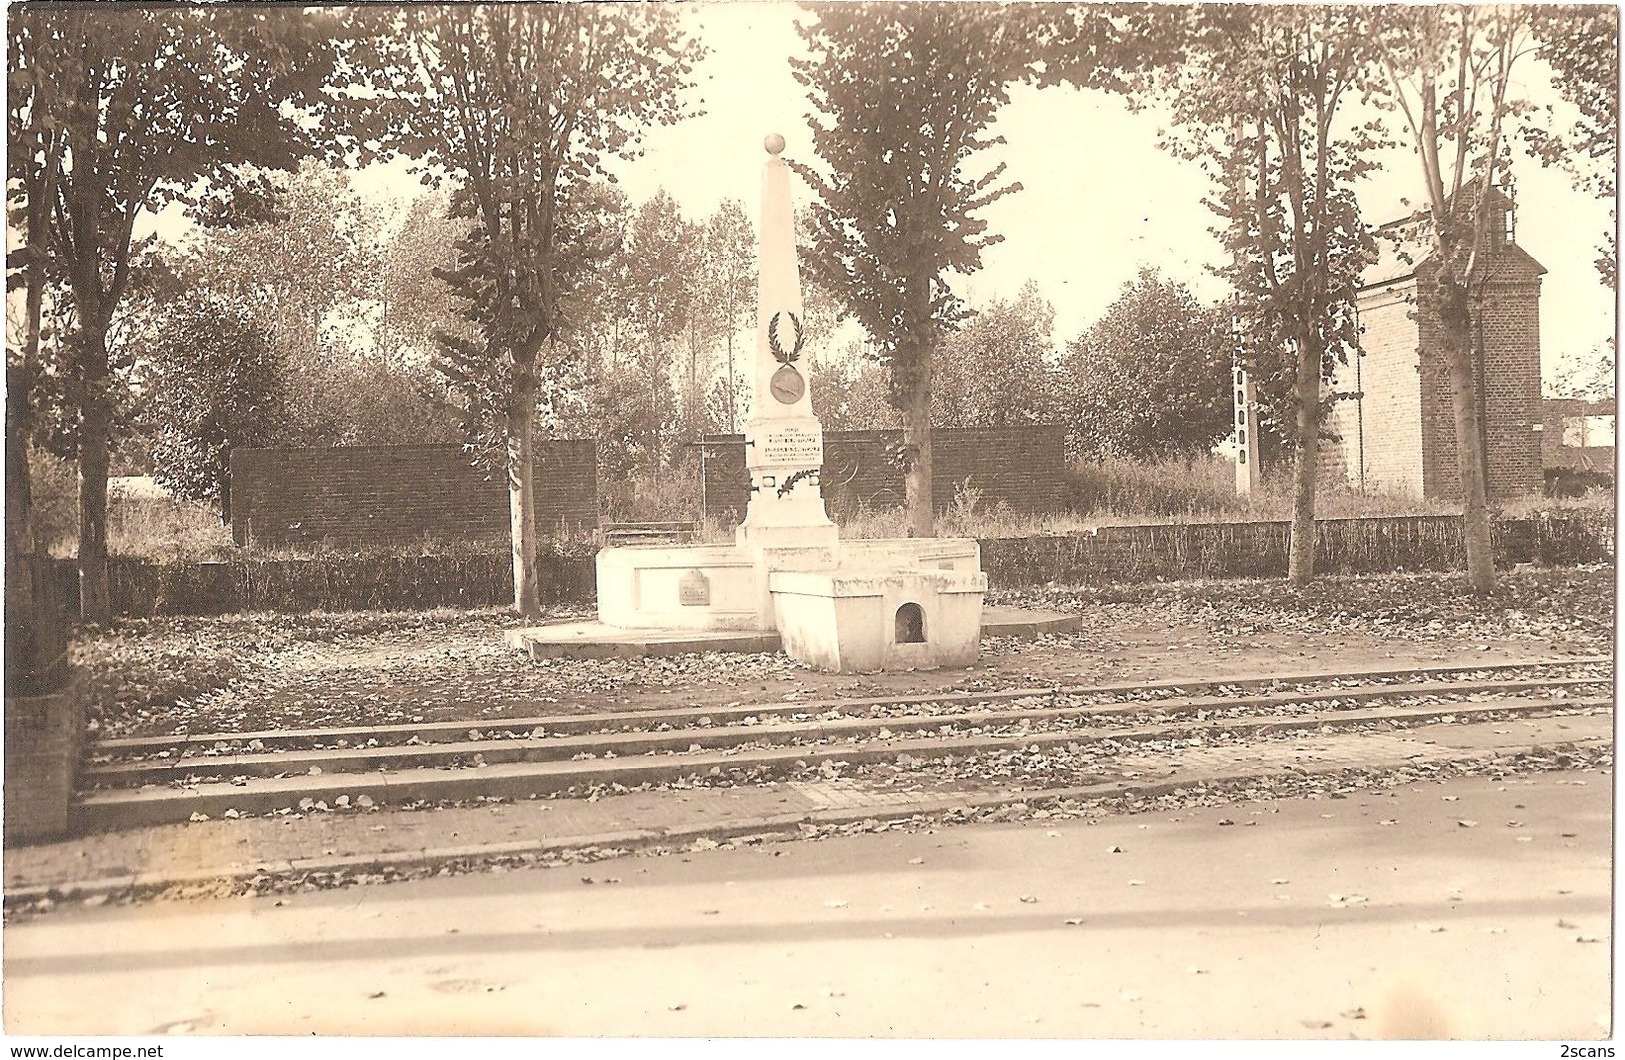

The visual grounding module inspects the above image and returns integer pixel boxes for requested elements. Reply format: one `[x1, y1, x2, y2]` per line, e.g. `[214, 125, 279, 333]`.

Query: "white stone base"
[735, 520, 839, 551]
[769, 567, 987, 673]
[596, 544, 763, 631]
[594, 535, 989, 672]
[836, 537, 981, 574]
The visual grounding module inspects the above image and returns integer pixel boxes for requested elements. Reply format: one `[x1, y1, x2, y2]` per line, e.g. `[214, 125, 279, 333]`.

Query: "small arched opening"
[894, 602, 926, 644]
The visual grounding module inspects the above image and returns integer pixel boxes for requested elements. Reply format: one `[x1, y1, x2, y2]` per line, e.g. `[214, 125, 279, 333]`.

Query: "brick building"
[1324, 185, 1545, 501]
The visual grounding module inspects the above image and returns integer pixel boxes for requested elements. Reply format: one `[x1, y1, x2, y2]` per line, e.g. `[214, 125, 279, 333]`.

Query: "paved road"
[4, 768, 1610, 1039]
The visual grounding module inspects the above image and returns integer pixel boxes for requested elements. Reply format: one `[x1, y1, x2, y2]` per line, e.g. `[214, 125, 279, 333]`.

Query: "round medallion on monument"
[770, 363, 805, 404]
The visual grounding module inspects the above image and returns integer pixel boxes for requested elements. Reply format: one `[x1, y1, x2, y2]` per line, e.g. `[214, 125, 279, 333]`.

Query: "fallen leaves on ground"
[72, 566, 1611, 741]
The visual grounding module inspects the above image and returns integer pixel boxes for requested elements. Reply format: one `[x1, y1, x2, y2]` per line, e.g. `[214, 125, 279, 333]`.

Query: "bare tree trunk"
[900, 348, 934, 538]
[6, 364, 40, 694]
[1437, 278, 1496, 593]
[1287, 340, 1319, 587]
[8, 367, 39, 562]
[507, 367, 541, 619]
[6, 379, 35, 557]
[77, 352, 113, 624]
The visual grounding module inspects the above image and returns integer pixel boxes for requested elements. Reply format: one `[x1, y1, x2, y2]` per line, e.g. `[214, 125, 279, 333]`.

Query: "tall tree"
[7, 5, 339, 621]
[1373, 6, 1538, 593]
[175, 161, 372, 369]
[809, 346, 900, 431]
[933, 280, 1059, 427]
[358, 6, 700, 616]
[374, 191, 471, 365]
[5, 15, 76, 563]
[170, 160, 437, 447]
[624, 189, 703, 460]
[791, 3, 1067, 536]
[1148, 5, 1379, 586]
[1065, 268, 1233, 462]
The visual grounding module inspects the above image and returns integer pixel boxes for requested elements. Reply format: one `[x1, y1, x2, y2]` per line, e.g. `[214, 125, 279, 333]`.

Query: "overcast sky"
[361, 1, 1616, 386]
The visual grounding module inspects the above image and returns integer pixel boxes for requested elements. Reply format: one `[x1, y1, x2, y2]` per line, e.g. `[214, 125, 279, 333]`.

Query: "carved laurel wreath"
[768, 310, 805, 365]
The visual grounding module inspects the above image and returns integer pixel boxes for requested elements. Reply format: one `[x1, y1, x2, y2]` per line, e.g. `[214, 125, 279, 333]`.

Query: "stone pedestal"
[572, 133, 989, 674]
[597, 544, 762, 631]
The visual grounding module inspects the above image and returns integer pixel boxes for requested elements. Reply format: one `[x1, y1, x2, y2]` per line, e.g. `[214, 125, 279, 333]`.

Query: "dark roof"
[1360, 182, 1547, 289]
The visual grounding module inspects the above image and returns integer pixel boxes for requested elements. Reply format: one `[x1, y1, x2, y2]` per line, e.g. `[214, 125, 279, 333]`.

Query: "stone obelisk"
[736, 134, 839, 551]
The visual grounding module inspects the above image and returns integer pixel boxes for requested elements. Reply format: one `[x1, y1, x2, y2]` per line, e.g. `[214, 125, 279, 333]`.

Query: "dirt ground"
[80, 566, 1613, 738]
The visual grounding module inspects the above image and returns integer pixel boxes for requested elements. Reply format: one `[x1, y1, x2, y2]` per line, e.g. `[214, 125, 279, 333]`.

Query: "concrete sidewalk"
[5, 710, 1610, 903]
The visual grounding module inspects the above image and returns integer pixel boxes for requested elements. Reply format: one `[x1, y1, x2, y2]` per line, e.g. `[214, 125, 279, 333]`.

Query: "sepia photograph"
[2, 0, 1617, 1047]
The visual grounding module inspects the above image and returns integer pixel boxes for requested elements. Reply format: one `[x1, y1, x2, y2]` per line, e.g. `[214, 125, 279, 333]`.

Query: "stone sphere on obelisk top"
[764, 132, 786, 155]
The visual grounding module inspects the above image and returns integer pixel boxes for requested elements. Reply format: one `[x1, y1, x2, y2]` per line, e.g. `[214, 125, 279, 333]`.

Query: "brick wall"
[698, 426, 1071, 522]
[1415, 257, 1544, 501]
[1543, 397, 1617, 471]
[230, 442, 598, 547]
[1341, 243, 1544, 502]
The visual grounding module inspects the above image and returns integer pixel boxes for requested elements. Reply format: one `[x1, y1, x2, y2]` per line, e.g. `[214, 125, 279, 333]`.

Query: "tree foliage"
[790, 2, 1057, 535]
[1527, 6, 1618, 289]
[695, 199, 757, 433]
[146, 292, 283, 519]
[353, 5, 700, 615]
[622, 188, 703, 456]
[167, 160, 461, 449]
[1146, 4, 1380, 585]
[1065, 268, 1231, 462]
[1373, 5, 1539, 593]
[6, 5, 341, 620]
[933, 280, 1060, 428]
[172, 160, 373, 366]
[376, 190, 478, 365]
[808, 344, 898, 431]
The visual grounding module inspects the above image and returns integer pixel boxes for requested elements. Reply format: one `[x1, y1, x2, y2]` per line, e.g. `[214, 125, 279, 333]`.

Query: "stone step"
[509, 605, 1082, 660]
[69, 696, 1610, 832]
[82, 675, 1607, 787]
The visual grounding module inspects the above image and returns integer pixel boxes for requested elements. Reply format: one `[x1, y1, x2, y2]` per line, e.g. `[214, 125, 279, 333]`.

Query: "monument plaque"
[761, 423, 822, 466]
[678, 569, 711, 606]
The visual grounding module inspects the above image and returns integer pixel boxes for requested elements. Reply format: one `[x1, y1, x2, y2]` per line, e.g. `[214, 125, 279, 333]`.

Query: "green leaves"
[933, 280, 1060, 428]
[359, 6, 700, 475]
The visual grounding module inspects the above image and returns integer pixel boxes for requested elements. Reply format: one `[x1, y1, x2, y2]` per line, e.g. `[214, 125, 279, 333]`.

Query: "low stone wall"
[49, 553, 596, 617]
[51, 512, 1612, 616]
[979, 512, 1613, 587]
